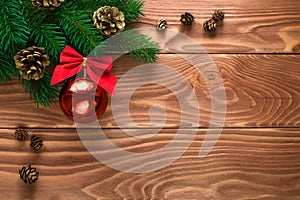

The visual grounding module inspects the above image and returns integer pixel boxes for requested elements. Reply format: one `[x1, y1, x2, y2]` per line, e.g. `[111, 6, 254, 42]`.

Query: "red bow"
[51, 45, 116, 95]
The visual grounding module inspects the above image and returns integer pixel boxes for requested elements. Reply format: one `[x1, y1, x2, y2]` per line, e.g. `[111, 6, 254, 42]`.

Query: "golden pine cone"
[93, 6, 126, 37]
[14, 46, 50, 80]
[19, 164, 39, 184]
[31, 0, 64, 12]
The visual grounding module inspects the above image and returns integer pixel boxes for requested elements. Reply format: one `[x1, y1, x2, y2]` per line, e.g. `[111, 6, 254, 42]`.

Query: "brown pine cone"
[15, 128, 28, 141]
[212, 10, 225, 22]
[14, 46, 50, 80]
[93, 6, 126, 37]
[180, 12, 194, 26]
[31, 0, 64, 12]
[203, 18, 217, 32]
[30, 135, 44, 153]
[156, 19, 167, 31]
[19, 164, 39, 184]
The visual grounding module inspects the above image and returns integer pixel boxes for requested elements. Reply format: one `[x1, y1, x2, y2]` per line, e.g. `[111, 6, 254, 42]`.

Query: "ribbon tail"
[88, 71, 117, 95]
[98, 73, 117, 95]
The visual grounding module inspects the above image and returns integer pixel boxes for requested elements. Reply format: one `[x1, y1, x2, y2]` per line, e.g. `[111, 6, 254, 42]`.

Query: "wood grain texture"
[0, 128, 299, 199]
[1, 0, 300, 199]
[133, 0, 300, 53]
[0, 54, 299, 128]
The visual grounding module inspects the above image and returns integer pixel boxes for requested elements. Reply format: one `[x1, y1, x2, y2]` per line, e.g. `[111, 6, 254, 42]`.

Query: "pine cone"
[15, 128, 28, 141]
[30, 135, 44, 153]
[203, 18, 217, 32]
[19, 164, 39, 184]
[31, 0, 64, 12]
[93, 6, 126, 37]
[156, 19, 167, 31]
[212, 10, 225, 22]
[14, 46, 50, 80]
[180, 12, 194, 26]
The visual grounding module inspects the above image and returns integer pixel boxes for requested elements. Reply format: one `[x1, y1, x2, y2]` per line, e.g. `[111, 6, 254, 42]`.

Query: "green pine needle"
[65, 0, 144, 23]
[0, 0, 29, 56]
[99, 29, 160, 63]
[103, 0, 145, 23]
[0, 51, 16, 81]
[29, 21, 67, 64]
[57, 10, 105, 56]
[21, 71, 59, 107]
[130, 48, 160, 63]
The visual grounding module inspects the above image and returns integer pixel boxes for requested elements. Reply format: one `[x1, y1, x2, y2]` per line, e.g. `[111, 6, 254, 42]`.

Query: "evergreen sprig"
[0, 0, 29, 56]
[103, 0, 144, 23]
[22, 0, 66, 64]
[0, 51, 16, 81]
[57, 10, 105, 56]
[29, 20, 67, 64]
[98, 29, 160, 63]
[65, 0, 144, 23]
[22, 71, 59, 107]
[131, 48, 160, 63]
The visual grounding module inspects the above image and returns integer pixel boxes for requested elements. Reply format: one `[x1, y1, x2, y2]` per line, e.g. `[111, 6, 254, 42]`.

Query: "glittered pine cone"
[31, 0, 64, 12]
[19, 164, 39, 184]
[14, 46, 50, 80]
[93, 6, 126, 37]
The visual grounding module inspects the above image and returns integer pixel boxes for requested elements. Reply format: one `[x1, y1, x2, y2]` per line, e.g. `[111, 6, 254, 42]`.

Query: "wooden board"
[1, 54, 299, 128]
[133, 0, 300, 53]
[1, 0, 300, 199]
[0, 128, 299, 199]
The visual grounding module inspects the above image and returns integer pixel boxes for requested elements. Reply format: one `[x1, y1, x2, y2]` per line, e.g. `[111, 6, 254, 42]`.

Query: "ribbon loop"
[51, 46, 116, 95]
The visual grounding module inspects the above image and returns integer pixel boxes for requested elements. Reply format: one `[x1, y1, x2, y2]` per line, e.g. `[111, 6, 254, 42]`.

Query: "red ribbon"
[51, 45, 116, 95]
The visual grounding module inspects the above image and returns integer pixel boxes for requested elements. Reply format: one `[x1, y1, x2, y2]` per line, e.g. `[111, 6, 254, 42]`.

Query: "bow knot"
[51, 46, 116, 95]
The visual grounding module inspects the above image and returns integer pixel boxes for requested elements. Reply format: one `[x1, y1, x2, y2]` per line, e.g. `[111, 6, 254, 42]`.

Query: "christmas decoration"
[212, 10, 225, 22]
[156, 19, 167, 31]
[180, 12, 194, 26]
[59, 77, 108, 123]
[51, 45, 115, 122]
[51, 46, 116, 94]
[19, 164, 39, 184]
[30, 135, 44, 153]
[14, 46, 50, 80]
[31, 0, 64, 13]
[0, 0, 159, 107]
[14, 128, 28, 141]
[93, 6, 126, 37]
[203, 18, 217, 32]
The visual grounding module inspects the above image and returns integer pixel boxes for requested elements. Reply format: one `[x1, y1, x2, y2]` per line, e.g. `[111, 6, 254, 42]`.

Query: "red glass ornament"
[59, 77, 108, 123]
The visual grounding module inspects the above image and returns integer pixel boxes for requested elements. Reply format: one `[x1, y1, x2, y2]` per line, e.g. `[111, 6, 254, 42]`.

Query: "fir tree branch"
[22, 1, 66, 65]
[110, 0, 145, 23]
[29, 21, 67, 64]
[57, 10, 105, 56]
[0, 0, 29, 56]
[96, 29, 160, 63]
[0, 51, 17, 81]
[64, 0, 144, 23]
[130, 48, 160, 63]
[21, 71, 59, 107]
